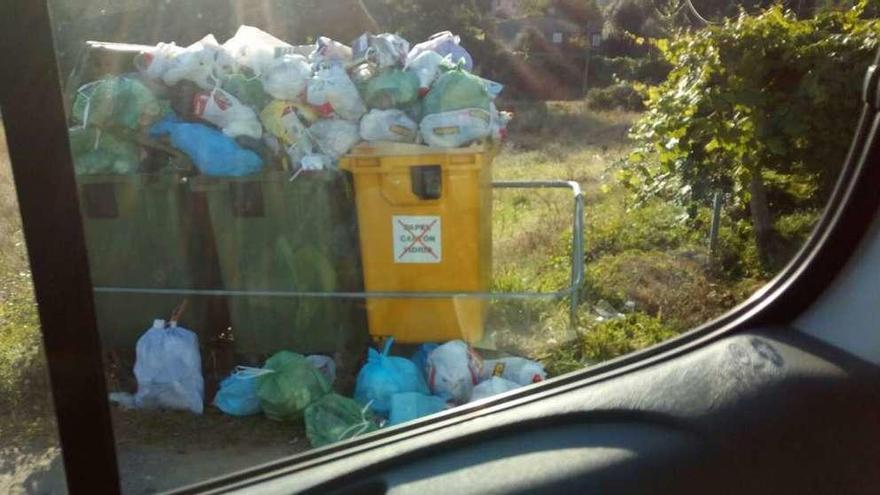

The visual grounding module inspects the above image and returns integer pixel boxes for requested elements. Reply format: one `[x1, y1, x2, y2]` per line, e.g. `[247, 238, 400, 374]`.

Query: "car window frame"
[1, 2, 878, 492]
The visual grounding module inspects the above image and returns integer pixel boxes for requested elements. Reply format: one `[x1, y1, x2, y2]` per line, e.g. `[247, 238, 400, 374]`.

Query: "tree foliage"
[623, 4, 879, 266]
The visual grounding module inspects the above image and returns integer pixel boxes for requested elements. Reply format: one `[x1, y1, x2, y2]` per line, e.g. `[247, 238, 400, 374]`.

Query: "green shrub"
[623, 5, 879, 268]
[0, 268, 51, 439]
[587, 199, 699, 261]
[586, 83, 645, 111]
[542, 312, 678, 376]
[589, 55, 671, 87]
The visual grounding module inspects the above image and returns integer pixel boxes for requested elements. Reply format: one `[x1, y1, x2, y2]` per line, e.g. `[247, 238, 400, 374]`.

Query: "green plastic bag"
[421, 68, 490, 115]
[304, 393, 379, 448]
[363, 69, 420, 110]
[257, 351, 331, 421]
[223, 74, 271, 111]
[72, 76, 168, 130]
[68, 127, 140, 175]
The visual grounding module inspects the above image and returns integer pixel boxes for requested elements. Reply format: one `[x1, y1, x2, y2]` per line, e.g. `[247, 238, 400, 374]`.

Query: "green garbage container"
[77, 173, 213, 348]
[192, 170, 366, 355]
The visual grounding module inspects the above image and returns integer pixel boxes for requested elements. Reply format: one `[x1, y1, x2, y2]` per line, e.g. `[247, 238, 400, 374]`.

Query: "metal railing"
[93, 180, 586, 329]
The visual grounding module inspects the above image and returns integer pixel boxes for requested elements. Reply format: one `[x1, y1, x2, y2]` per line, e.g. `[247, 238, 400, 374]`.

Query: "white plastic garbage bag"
[405, 51, 450, 96]
[310, 36, 353, 66]
[352, 33, 410, 68]
[469, 376, 521, 402]
[222, 25, 293, 75]
[193, 88, 262, 139]
[161, 34, 223, 90]
[136, 36, 222, 90]
[134, 319, 204, 414]
[306, 355, 337, 386]
[420, 108, 492, 148]
[262, 54, 312, 100]
[360, 109, 418, 143]
[134, 42, 184, 81]
[307, 65, 367, 121]
[407, 31, 473, 71]
[426, 340, 483, 404]
[308, 118, 361, 158]
[300, 153, 334, 170]
[480, 357, 547, 385]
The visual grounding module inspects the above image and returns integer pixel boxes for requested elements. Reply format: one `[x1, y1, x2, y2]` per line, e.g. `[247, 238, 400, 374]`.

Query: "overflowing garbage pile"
[121, 317, 546, 448]
[69, 27, 512, 176]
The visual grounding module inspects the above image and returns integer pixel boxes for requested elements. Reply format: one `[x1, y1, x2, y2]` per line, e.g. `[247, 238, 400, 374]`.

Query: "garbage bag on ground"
[134, 319, 204, 414]
[405, 51, 453, 96]
[426, 340, 483, 404]
[222, 74, 271, 111]
[260, 100, 316, 146]
[420, 108, 492, 148]
[192, 88, 262, 139]
[221, 25, 293, 76]
[359, 109, 418, 143]
[308, 118, 361, 159]
[407, 31, 473, 71]
[388, 392, 448, 426]
[410, 343, 438, 380]
[262, 54, 312, 100]
[469, 376, 521, 402]
[305, 393, 379, 448]
[352, 33, 410, 69]
[73, 76, 169, 130]
[363, 69, 420, 110]
[68, 127, 140, 175]
[139, 34, 222, 90]
[257, 351, 331, 421]
[310, 36, 353, 66]
[355, 338, 430, 417]
[480, 357, 546, 385]
[422, 68, 491, 115]
[306, 354, 337, 386]
[149, 117, 263, 176]
[306, 65, 367, 121]
[213, 366, 270, 416]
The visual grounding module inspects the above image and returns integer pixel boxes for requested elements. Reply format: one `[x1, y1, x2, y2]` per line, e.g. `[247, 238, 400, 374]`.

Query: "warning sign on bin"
[393, 215, 442, 263]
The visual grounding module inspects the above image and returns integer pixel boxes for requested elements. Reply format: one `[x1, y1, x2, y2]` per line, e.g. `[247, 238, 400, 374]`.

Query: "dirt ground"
[1, 407, 311, 494]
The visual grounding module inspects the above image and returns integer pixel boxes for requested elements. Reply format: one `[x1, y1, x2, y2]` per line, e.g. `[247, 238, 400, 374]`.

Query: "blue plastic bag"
[212, 366, 269, 416]
[149, 117, 263, 176]
[410, 343, 438, 380]
[388, 392, 448, 426]
[354, 338, 429, 416]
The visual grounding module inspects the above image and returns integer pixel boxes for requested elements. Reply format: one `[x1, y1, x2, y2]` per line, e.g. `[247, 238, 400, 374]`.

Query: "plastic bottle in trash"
[480, 357, 546, 385]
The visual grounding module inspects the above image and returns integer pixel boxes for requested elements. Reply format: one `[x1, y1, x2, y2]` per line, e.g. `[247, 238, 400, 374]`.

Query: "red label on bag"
[315, 102, 335, 117]
[193, 92, 231, 118]
[192, 93, 209, 117]
[212, 91, 231, 111]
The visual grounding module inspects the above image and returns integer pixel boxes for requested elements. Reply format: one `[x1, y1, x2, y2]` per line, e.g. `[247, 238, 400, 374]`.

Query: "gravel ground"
[1, 407, 311, 494]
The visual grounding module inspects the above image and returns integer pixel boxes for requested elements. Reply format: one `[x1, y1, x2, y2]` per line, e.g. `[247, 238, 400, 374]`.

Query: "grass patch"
[543, 312, 678, 376]
[0, 121, 57, 445]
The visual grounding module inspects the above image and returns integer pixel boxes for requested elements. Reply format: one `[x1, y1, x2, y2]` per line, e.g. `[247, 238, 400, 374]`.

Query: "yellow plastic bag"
[259, 100, 319, 145]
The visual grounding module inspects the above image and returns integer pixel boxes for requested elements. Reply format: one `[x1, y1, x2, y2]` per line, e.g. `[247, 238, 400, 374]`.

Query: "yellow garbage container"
[340, 142, 493, 344]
